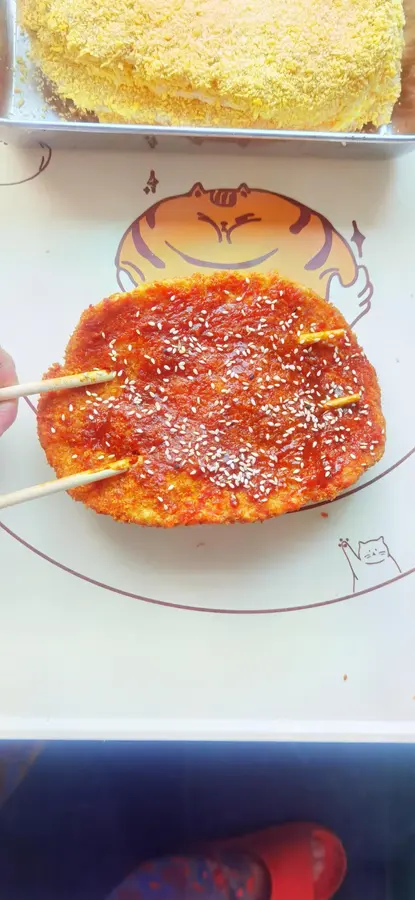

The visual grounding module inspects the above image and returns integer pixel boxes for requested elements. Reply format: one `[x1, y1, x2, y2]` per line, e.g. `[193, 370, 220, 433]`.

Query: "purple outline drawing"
[0, 516, 413, 615]
[0, 142, 52, 187]
[351, 220, 366, 258]
[339, 536, 401, 593]
[0, 180, 412, 615]
[143, 170, 159, 195]
[115, 182, 373, 328]
[0, 397, 413, 615]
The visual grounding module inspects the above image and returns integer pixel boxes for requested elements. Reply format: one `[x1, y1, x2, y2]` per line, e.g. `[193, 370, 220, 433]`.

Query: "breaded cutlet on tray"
[22, 0, 404, 131]
[37, 272, 385, 527]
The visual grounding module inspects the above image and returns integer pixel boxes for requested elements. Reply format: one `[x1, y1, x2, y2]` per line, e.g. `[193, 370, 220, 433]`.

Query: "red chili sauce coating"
[39, 272, 385, 515]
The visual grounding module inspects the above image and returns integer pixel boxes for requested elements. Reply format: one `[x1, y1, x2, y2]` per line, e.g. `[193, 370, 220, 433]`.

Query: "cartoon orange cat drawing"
[115, 182, 373, 327]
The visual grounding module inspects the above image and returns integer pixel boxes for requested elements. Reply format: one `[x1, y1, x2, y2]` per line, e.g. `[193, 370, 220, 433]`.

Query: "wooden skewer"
[298, 328, 345, 345]
[0, 459, 130, 511]
[321, 392, 361, 410]
[0, 369, 116, 402]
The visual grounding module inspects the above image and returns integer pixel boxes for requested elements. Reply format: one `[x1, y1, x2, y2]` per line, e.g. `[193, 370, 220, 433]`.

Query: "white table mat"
[0, 141, 414, 740]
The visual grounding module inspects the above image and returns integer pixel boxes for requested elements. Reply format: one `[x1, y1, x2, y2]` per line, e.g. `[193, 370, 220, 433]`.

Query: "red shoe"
[204, 822, 347, 899]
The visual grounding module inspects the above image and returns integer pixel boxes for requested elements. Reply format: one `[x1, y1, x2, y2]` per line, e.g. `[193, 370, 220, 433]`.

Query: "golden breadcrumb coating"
[23, 0, 404, 130]
[37, 272, 385, 528]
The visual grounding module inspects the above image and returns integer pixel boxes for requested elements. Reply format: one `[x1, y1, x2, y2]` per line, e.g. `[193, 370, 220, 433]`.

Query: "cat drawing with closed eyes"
[339, 537, 401, 592]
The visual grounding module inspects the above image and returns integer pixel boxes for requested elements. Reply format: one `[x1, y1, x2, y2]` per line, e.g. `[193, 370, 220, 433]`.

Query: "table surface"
[0, 137, 414, 741]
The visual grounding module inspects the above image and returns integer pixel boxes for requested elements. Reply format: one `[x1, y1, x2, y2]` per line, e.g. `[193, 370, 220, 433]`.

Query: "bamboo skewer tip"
[0, 369, 116, 402]
[0, 457, 131, 511]
[298, 328, 346, 346]
[321, 392, 361, 410]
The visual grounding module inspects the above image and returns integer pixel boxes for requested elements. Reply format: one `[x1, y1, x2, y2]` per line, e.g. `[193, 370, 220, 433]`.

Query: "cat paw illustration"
[328, 264, 373, 328]
[116, 265, 138, 292]
[338, 538, 350, 548]
[354, 264, 373, 325]
[0, 141, 52, 186]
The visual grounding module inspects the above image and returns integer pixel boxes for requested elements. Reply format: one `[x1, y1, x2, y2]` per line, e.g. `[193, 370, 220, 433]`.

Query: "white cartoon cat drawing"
[339, 537, 401, 592]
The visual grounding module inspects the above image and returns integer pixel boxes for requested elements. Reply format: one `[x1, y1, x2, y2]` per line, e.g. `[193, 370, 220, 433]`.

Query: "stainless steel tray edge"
[2, 121, 415, 158]
[2, 0, 415, 158]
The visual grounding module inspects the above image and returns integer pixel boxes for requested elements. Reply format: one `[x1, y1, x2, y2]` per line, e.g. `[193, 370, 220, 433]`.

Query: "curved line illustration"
[164, 242, 279, 269]
[351, 220, 365, 258]
[350, 305, 372, 330]
[25, 397, 37, 414]
[1, 399, 414, 615]
[117, 260, 145, 290]
[132, 220, 166, 269]
[296, 444, 415, 512]
[304, 216, 333, 271]
[323, 265, 373, 329]
[0, 518, 413, 615]
[0, 143, 52, 187]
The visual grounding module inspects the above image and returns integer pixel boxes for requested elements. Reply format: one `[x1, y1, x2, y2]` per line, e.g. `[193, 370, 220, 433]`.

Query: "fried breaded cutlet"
[22, 0, 404, 131]
[37, 272, 385, 528]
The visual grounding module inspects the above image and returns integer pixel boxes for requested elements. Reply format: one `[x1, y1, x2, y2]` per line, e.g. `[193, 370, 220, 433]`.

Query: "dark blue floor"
[0, 741, 414, 899]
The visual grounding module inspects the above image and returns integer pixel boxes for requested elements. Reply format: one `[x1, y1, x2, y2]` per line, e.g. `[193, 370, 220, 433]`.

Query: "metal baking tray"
[1, 0, 415, 157]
